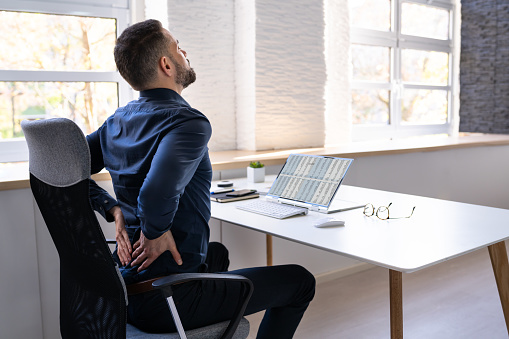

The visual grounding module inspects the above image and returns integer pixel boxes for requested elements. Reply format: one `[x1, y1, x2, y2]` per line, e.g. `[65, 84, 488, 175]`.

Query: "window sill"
[2, 133, 508, 191]
[208, 133, 509, 169]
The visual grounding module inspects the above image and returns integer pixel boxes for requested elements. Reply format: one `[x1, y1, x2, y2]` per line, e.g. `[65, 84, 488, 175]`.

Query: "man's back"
[87, 88, 212, 283]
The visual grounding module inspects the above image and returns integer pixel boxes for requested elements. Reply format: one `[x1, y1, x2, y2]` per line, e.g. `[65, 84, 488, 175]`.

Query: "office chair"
[21, 118, 253, 339]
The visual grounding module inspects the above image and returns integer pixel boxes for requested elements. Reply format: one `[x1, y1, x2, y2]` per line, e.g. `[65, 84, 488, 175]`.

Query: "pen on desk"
[210, 188, 234, 194]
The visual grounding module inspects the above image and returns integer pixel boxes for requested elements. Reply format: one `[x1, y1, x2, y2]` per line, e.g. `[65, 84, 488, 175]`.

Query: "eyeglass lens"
[363, 203, 375, 216]
[376, 205, 390, 220]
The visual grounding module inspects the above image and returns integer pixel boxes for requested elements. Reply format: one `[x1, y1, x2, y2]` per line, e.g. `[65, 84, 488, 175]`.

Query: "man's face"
[165, 30, 196, 89]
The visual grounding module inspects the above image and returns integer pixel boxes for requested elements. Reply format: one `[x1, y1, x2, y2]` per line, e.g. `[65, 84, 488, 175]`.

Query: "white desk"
[211, 177, 509, 338]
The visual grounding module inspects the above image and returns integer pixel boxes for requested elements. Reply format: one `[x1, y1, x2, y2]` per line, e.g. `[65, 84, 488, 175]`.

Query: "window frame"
[0, 0, 131, 162]
[350, 0, 457, 141]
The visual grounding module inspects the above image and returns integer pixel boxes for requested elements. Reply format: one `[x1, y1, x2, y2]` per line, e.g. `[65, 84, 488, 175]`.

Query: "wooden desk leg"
[266, 234, 273, 266]
[390, 269, 403, 339]
[488, 241, 509, 335]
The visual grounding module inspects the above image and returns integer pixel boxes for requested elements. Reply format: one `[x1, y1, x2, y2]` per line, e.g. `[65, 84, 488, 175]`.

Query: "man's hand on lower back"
[108, 205, 132, 266]
[130, 229, 183, 272]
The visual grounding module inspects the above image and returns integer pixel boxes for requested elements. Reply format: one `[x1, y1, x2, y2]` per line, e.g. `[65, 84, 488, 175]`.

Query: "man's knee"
[209, 241, 228, 256]
[286, 264, 316, 303]
[300, 265, 316, 296]
[206, 242, 230, 272]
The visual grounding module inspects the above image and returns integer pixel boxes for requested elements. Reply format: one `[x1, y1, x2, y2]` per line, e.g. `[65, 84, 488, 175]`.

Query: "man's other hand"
[109, 205, 132, 266]
[131, 230, 183, 272]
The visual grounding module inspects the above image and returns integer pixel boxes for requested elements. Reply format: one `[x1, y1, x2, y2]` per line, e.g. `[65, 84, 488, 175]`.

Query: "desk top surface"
[211, 177, 509, 273]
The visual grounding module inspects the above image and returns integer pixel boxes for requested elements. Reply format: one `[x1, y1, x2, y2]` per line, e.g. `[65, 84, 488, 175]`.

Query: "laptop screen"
[267, 154, 353, 207]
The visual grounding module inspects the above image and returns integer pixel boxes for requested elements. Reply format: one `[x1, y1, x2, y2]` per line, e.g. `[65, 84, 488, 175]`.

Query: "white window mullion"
[350, 29, 398, 47]
[403, 0, 454, 10]
[0, 139, 28, 162]
[0, 0, 128, 18]
[0, 70, 122, 83]
[399, 38, 452, 53]
[394, 124, 450, 138]
[351, 82, 392, 91]
[403, 84, 450, 90]
[392, 0, 402, 131]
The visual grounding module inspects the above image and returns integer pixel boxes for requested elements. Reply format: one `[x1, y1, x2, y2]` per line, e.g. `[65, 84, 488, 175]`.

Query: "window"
[349, 0, 456, 141]
[0, 1, 130, 162]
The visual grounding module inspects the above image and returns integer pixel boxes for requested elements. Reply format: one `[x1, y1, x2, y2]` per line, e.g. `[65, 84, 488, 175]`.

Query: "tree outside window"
[0, 11, 118, 139]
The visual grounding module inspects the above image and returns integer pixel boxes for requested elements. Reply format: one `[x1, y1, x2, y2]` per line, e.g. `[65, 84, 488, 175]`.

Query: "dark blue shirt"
[87, 88, 212, 284]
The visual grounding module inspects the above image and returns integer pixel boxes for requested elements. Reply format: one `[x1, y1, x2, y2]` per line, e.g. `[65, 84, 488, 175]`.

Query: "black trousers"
[127, 242, 316, 339]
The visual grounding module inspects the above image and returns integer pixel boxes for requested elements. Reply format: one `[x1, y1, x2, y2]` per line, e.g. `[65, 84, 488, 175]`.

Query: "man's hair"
[114, 19, 172, 90]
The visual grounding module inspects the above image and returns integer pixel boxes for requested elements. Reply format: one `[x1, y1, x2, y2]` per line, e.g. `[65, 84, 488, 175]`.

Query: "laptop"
[263, 154, 364, 214]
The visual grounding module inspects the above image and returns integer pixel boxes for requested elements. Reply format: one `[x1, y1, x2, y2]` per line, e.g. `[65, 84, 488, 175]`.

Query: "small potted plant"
[247, 161, 265, 183]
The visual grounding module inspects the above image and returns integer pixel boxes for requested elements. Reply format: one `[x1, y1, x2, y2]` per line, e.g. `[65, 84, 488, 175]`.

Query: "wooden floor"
[245, 246, 509, 338]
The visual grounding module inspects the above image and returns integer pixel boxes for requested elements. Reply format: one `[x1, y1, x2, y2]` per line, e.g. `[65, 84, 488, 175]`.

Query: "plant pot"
[247, 166, 265, 183]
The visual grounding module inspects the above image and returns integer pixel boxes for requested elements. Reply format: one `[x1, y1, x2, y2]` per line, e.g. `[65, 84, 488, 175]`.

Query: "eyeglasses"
[363, 203, 415, 220]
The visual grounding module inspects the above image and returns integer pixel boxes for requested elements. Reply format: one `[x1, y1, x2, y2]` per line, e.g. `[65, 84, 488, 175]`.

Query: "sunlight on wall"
[235, 0, 256, 150]
[324, 0, 352, 146]
[145, 0, 168, 29]
[254, 1, 326, 150]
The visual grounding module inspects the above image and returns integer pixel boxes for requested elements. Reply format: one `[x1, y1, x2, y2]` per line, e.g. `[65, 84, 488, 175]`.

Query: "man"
[88, 19, 315, 338]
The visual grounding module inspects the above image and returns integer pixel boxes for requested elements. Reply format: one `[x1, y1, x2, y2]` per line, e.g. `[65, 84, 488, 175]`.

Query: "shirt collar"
[139, 88, 190, 107]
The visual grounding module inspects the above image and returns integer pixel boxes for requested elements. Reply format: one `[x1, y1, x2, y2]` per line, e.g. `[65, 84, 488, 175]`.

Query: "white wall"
[234, 0, 256, 150]
[253, 0, 327, 150]
[157, 0, 347, 151]
[345, 145, 509, 209]
[0, 189, 43, 338]
[324, 0, 352, 146]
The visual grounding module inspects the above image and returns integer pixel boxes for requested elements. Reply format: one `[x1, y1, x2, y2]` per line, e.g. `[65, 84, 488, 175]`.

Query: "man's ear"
[160, 56, 172, 77]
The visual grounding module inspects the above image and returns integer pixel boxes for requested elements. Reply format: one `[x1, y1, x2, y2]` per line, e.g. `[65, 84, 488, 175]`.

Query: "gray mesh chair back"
[22, 118, 128, 338]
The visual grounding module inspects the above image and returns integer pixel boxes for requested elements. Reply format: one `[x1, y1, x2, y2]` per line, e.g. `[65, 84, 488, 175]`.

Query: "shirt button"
[104, 200, 109, 204]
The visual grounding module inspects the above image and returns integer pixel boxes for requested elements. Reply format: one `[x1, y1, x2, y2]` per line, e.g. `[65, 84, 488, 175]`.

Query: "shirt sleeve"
[86, 126, 118, 222]
[89, 179, 118, 222]
[136, 116, 211, 240]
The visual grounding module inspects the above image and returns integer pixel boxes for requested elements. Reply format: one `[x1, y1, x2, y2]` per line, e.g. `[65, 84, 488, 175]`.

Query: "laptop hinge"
[266, 195, 279, 203]
[278, 198, 316, 211]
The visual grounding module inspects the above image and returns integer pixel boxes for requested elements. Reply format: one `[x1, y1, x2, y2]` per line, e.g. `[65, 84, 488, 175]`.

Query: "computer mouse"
[314, 217, 345, 228]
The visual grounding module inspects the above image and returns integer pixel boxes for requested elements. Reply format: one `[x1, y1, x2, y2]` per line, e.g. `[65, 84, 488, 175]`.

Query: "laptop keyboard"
[236, 200, 308, 219]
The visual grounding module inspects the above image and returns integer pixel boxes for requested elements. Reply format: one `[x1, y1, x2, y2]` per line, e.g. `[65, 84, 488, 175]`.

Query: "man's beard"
[173, 58, 196, 89]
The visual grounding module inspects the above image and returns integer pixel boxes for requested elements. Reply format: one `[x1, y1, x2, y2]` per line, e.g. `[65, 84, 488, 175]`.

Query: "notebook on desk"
[236, 154, 365, 218]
